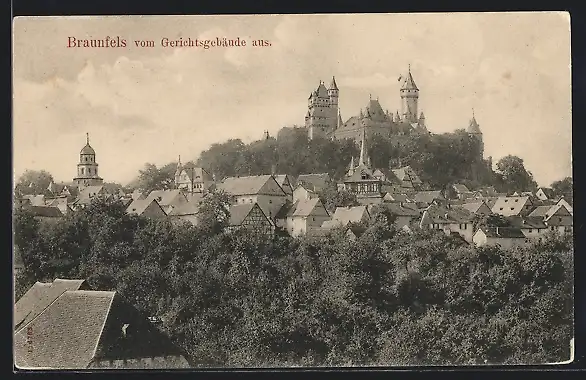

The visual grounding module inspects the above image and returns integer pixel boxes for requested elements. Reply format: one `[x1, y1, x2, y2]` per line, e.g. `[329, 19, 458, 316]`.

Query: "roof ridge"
[90, 291, 116, 362]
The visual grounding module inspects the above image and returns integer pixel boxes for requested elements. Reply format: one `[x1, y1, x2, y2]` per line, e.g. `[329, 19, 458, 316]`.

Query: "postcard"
[12, 13, 573, 369]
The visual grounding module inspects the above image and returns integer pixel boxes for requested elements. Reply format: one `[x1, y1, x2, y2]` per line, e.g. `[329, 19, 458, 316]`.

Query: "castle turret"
[306, 79, 338, 140]
[467, 109, 483, 157]
[418, 111, 427, 131]
[174, 155, 183, 188]
[400, 64, 419, 123]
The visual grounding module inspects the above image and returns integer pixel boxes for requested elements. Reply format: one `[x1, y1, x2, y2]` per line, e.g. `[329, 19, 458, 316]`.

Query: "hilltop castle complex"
[304, 66, 484, 157]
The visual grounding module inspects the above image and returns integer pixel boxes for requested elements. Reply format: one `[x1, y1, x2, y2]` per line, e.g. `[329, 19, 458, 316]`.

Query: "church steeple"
[73, 132, 103, 189]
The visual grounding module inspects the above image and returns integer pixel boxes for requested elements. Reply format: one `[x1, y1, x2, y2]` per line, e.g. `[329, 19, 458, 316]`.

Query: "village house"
[459, 201, 492, 216]
[292, 182, 320, 203]
[226, 203, 274, 236]
[321, 205, 370, 230]
[295, 173, 331, 193]
[473, 226, 528, 249]
[125, 198, 167, 219]
[419, 204, 476, 242]
[528, 204, 573, 235]
[391, 165, 423, 191]
[72, 185, 109, 209]
[14, 280, 190, 369]
[44, 196, 74, 215]
[25, 205, 65, 222]
[556, 196, 573, 215]
[285, 198, 331, 237]
[507, 216, 548, 240]
[166, 201, 201, 226]
[382, 192, 410, 203]
[143, 189, 190, 215]
[451, 183, 475, 200]
[412, 190, 445, 204]
[216, 175, 288, 221]
[376, 202, 420, 229]
[490, 196, 534, 217]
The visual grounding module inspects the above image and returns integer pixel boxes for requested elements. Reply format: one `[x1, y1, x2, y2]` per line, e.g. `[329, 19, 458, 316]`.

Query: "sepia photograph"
[12, 12, 573, 369]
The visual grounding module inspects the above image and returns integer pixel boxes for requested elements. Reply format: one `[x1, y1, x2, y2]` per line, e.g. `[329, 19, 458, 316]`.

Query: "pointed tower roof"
[329, 76, 338, 90]
[401, 65, 419, 91]
[467, 109, 482, 134]
[337, 110, 343, 129]
[317, 81, 329, 98]
[175, 155, 183, 176]
[80, 133, 95, 155]
[419, 111, 425, 119]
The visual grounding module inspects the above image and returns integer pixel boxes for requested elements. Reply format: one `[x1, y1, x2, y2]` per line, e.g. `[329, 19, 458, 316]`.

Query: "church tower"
[400, 65, 419, 123]
[73, 133, 104, 188]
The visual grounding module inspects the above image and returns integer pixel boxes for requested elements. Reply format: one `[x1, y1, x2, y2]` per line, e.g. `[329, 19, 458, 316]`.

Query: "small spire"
[369, 93, 372, 100]
[86, 133, 89, 145]
[408, 63, 411, 73]
[472, 107, 475, 118]
[359, 128, 367, 167]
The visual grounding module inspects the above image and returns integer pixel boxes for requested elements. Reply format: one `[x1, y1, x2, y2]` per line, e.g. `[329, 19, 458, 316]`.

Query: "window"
[528, 229, 533, 233]
[81, 168, 85, 175]
[510, 207, 514, 210]
[249, 199, 253, 203]
[551, 226, 555, 231]
[88, 168, 92, 175]
[499, 207, 503, 211]
[269, 200, 272, 204]
[514, 199, 518, 202]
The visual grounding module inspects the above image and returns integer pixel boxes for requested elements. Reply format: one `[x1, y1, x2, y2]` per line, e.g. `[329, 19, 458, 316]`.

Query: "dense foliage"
[14, 200, 573, 366]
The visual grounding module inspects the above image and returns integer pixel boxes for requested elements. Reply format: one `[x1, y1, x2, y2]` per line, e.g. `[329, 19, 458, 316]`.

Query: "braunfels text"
[68, 36, 127, 48]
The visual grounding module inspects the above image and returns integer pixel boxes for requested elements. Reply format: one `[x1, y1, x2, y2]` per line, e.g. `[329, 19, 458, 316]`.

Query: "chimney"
[444, 213, 449, 219]
[496, 227, 499, 235]
[400, 202, 404, 208]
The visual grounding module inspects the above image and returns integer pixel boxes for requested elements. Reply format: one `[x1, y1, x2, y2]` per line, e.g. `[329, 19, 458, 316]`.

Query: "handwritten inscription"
[26, 326, 33, 353]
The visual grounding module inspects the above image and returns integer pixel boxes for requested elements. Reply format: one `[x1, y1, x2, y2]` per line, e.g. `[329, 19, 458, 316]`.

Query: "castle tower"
[306, 80, 335, 140]
[467, 109, 483, 157]
[418, 112, 427, 131]
[73, 133, 104, 188]
[399, 65, 419, 123]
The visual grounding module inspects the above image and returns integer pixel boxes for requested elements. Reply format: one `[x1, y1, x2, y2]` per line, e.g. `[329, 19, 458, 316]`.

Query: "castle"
[304, 66, 483, 155]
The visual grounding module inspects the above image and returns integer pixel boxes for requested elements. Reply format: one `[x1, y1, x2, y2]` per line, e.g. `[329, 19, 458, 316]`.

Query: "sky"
[13, 12, 572, 187]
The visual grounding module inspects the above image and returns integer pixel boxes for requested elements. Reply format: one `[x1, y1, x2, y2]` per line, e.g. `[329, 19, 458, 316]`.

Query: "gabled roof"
[27, 205, 64, 217]
[217, 175, 284, 196]
[228, 203, 259, 226]
[452, 184, 470, 193]
[537, 187, 555, 199]
[15, 279, 89, 332]
[144, 189, 187, 207]
[420, 204, 474, 225]
[507, 216, 547, 230]
[478, 227, 525, 239]
[330, 205, 369, 225]
[295, 173, 330, 191]
[460, 201, 489, 214]
[528, 205, 554, 218]
[392, 166, 422, 184]
[383, 193, 409, 202]
[23, 194, 46, 206]
[413, 191, 444, 204]
[125, 198, 165, 217]
[380, 202, 420, 217]
[167, 201, 200, 216]
[491, 196, 531, 216]
[14, 290, 187, 369]
[289, 198, 328, 218]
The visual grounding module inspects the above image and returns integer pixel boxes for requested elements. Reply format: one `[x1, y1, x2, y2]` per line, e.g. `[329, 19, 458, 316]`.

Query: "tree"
[15, 169, 54, 195]
[551, 177, 572, 197]
[136, 162, 177, 193]
[318, 183, 359, 214]
[495, 155, 538, 193]
[197, 190, 233, 235]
